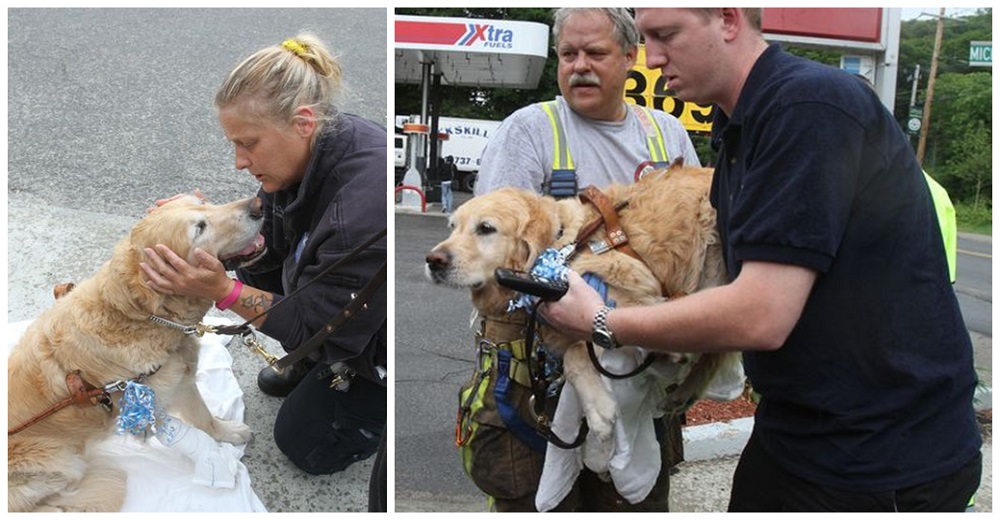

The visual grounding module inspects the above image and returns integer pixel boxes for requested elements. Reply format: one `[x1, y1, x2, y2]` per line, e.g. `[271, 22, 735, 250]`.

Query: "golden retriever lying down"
[8, 195, 266, 512]
[426, 163, 741, 450]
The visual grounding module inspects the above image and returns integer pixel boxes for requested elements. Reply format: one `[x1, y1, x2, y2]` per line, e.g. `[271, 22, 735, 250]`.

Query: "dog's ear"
[130, 206, 197, 262]
[515, 193, 561, 268]
[100, 237, 168, 317]
[121, 208, 198, 316]
[553, 197, 586, 249]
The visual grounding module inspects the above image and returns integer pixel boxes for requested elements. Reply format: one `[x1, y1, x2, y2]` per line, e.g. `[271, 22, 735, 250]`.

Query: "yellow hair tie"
[281, 39, 308, 57]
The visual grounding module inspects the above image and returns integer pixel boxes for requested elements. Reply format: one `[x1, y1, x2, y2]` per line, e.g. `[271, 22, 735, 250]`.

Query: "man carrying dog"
[468, 8, 701, 512]
[540, 8, 982, 512]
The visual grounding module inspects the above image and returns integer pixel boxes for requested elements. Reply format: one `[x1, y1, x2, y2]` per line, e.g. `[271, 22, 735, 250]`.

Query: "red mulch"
[977, 409, 991, 442]
[684, 396, 757, 426]
[684, 400, 994, 441]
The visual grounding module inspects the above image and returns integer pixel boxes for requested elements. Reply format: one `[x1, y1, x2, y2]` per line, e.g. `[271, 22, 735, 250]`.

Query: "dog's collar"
[147, 315, 218, 337]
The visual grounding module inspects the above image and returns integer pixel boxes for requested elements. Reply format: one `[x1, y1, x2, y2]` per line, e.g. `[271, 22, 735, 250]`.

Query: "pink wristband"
[215, 280, 243, 310]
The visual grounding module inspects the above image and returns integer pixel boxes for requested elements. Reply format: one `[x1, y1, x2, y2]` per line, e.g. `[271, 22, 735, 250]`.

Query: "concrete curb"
[683, 384, 992, 462]
[975, 384, 993, 411]
[395, 204, 449, 218]
[683, 417, 754, 461]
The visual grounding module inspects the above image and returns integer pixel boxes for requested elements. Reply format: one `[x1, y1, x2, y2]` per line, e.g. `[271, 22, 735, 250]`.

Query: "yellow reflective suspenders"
[540, 101, 575, 171]
[633, 104, 670, 166]
[541, 101, 578, 197]
[540, 100, 671, 197]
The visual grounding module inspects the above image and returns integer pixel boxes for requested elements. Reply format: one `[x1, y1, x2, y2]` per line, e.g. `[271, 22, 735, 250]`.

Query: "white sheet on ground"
[7, 317, 267, 512]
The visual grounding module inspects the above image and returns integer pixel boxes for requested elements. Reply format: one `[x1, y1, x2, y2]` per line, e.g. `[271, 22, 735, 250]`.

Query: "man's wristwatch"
[591, 305, 617, 349]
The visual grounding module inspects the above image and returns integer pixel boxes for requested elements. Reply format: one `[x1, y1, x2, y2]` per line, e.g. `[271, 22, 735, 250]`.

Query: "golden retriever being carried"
[8, 195, 266, 512]
[426, 163, 742, 467]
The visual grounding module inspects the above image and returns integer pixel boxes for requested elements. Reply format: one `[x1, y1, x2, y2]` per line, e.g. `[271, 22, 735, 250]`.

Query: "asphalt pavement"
[395, 192, 992, 513]
[7, 8, 386, 512]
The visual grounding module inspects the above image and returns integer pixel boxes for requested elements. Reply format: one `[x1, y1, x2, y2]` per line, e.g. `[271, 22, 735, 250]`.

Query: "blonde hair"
[691, 8, 763, 32]
[215, 33, 343, 137]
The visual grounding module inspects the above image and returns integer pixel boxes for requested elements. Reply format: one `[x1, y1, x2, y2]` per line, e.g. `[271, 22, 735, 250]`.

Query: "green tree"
[924, 72, 992, 207]
[895, 8, 992, 208]
[895, 9, 992, 117]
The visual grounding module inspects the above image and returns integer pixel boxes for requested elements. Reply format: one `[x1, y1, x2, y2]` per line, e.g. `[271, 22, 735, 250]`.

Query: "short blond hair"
[215, 33, 342, 135]
[691, 8, 763, 32]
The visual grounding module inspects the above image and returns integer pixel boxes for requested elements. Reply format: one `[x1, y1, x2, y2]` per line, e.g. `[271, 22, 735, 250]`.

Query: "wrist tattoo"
[240, 292, 273, 314]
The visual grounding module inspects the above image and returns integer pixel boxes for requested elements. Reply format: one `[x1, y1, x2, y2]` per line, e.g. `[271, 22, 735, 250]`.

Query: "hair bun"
[281, 39, 308, 57]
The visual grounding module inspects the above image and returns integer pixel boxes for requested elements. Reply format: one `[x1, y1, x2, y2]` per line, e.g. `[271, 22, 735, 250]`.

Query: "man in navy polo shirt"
[539, 8, 982, 511]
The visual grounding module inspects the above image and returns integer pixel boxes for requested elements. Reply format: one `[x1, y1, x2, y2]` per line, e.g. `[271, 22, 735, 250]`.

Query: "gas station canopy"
[395, 15, 550, 89]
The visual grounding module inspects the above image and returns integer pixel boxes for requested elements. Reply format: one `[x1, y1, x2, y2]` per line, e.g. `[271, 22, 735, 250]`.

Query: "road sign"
[969, 41, 991, 67]
[907, 106, 923, 135]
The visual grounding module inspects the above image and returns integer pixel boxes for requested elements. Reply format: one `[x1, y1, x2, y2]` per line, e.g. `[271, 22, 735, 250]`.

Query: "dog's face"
[426, 188, 560, 296]
[133, 195, 267, 270]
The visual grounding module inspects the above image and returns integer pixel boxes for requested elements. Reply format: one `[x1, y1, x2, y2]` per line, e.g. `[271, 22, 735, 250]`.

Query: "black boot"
[257, 358, 317, 397]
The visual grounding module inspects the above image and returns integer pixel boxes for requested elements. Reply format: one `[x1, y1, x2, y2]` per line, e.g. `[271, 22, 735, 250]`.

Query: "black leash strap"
[546, 414, 590, 450]
[214, 227, 387, 337]
[272, 260, 387, 371]
[525, 307, 589, 450]
[586, 341, 657, 379]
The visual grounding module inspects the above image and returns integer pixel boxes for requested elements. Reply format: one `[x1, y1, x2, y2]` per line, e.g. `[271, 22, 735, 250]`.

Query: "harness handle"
[9, 372, 110, 436]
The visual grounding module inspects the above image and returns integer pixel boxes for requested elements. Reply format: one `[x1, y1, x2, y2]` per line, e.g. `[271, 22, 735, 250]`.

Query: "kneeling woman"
[140, 33, 387, 476]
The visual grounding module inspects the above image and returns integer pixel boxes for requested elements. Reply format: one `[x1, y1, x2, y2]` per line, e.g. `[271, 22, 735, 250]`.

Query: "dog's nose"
[249, 197, 264, 220]
[425, 250, 451, 272]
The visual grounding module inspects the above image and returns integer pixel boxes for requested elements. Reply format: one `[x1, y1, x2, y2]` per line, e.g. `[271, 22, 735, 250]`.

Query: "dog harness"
[8, 367, 160, 436]
[456, 311, 552, 457]
[540, 100, 672, 198]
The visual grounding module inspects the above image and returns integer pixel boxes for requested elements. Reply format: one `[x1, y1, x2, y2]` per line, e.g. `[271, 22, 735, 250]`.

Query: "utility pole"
[916, 8, 946, 165]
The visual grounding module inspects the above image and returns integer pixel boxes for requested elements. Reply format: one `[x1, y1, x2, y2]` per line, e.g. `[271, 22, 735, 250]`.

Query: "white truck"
[394, 115, 501, 192]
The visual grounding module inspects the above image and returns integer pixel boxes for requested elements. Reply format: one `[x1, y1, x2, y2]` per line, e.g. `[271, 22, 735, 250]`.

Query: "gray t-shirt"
[475, 96, 701, 195]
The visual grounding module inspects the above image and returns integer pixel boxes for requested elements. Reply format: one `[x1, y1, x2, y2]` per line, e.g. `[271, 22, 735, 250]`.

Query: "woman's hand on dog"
[537, 270, 606, 341]
[147, 189, 208, 213]
[140, 245, 232, 302]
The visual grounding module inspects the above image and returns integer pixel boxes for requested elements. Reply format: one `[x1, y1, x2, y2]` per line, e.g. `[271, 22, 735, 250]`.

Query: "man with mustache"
[475, 8, 699, 196]
[468, 8, 700, 512]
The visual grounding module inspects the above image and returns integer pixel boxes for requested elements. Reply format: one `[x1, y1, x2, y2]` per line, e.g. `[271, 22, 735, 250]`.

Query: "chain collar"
[146, 315, 217, 337]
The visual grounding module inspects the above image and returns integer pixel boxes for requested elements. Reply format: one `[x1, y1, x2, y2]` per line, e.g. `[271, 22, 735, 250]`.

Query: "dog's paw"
[581, 391, 617, 442]
[209, 418, 252, 445]
[579, 391, 616, 474]
[582, 425, 615, 474]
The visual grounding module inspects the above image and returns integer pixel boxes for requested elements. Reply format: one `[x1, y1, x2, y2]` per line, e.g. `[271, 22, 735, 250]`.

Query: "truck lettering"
[443, 126, 491, 139]
[395, 116, 502, 191]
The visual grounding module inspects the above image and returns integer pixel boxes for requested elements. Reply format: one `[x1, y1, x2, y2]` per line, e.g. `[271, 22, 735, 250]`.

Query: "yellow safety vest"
[924, 171, 957, 283]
